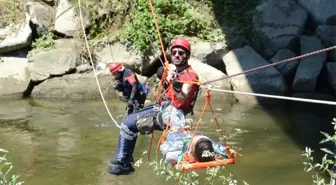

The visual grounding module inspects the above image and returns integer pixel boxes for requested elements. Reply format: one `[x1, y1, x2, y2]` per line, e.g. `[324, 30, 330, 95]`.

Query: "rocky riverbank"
[0, 0, 335, 105]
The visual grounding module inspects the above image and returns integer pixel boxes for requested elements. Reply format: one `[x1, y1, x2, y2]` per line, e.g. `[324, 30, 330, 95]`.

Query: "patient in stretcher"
[158, 105, 228, 165]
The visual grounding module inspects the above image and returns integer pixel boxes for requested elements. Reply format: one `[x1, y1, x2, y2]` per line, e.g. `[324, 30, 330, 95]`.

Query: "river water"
[0, 98, 334, 185]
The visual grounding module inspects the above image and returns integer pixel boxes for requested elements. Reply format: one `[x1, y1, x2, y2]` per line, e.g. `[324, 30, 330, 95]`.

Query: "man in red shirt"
[156, 38, 199, 115]
[107, 38, 200, 176]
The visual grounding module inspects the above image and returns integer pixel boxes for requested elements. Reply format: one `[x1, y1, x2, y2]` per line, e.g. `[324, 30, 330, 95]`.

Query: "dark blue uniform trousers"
[114, 104, 156, 164]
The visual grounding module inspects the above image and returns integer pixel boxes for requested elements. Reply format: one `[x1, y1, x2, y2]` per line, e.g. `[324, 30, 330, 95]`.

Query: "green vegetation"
[31, 31, 56, 53]
[302, 118, 336, 185]
[1, 0, 263, 55]
[0, 149, 23, 185]
[120, 0, 222, 52]
[72, 0, 261, 53]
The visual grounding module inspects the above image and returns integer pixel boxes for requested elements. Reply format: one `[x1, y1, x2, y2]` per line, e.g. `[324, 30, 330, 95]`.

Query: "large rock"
[316, 25, 336, 45]
[292, 36, 327, 93]
[0, 12, 32, 54]
[316, 25, 336, 61]
[0, 57, 30, 100]
[31, 69, 117, 100]
[298, 0, 336, 26]
[27, 39, 80, 82]
[252, 0, 307, 56]
[188, 58, 234, 104]
[270, 49, 299, 84]
[54, 0, 90, 37]
[326, 62, 336, 92]
[27, 1, 55, 37]
[96, 42, 142, 72]
[191, 42, 229, 73]
[96, 42, 160, 76]
[223, 45, 288, 104]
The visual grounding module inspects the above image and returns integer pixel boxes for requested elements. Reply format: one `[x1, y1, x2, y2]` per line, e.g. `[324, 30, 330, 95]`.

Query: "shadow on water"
[208, 0, 335, 167]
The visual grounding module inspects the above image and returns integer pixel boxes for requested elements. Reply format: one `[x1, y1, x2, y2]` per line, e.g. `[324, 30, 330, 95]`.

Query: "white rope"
[203, 87, 336, 106]
[78, 0, 120, 129]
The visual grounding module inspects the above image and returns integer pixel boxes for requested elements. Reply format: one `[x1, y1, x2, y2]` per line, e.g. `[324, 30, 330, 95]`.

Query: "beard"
[172, 58, 185, 66]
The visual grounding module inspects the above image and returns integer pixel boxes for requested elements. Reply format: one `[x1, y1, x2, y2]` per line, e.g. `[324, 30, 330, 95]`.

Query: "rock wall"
[0, 0, 335, 106]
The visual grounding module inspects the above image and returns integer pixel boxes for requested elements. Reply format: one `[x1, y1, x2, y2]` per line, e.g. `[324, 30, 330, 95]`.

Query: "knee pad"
[136, 115, 155, 135]
[154, 112, 166, 131]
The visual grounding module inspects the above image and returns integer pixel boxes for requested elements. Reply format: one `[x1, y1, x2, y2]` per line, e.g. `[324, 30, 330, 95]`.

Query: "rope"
[204, 87, 336, 106]
[147, 0, 180, 160]
[78, 0, 120, 129]
[205, 92, 232, 157]
[180, 93, 209, 163]
[205, 46, 336, 84]
[148, 0, 172, 102]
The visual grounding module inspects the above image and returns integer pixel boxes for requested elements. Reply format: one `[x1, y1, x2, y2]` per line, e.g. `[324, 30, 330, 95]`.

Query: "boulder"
[54, 0, 90, 37]
[27, 39, 80, 82]
[188, 58, 234, 104]
[0, 56, 30, 100]
[190, 42, 229, 73]
[252, 0, 307, 56]
[0, 12, 32, 54]
[326, 62, 336, 92]
[298, 0, 336, 26]
[316, 25, 336, 45]
[270, 49, 299, 84]
[292, 36, 327, 93]
[96, 42, 143, 74]
[316, 25, 336, 61]
[27, 1, 55, 37]
[96, 42, 162, 76]
[31, 69, 117, 100]
[223, 45, 288, 105]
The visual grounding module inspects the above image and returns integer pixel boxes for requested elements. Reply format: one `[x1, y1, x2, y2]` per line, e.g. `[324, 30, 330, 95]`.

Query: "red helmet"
[171, 38, 191, 53]
[109, 62, 124, 73]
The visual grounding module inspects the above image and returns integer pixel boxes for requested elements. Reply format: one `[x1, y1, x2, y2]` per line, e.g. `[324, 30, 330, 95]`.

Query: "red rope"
[205, 45, 336, 84]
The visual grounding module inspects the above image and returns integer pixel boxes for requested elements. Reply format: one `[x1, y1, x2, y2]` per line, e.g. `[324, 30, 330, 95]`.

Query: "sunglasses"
[172, 49, 186, 56]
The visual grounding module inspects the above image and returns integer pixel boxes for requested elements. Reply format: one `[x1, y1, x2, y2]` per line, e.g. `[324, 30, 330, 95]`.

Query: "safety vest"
[117, 69, 144, 99]
[165, 65, 200, 114]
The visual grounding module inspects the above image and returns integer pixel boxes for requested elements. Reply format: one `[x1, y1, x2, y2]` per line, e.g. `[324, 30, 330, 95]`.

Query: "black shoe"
[107, 162, 135, 176]
[108, 156, 134, 165]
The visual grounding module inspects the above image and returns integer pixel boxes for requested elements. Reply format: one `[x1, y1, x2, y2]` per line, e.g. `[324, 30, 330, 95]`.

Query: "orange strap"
[147, 0, 174, 160]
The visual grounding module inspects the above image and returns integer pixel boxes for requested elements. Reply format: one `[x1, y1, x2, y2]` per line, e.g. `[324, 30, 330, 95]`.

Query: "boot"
[108, 135, 136, 175]
[109, 136, 137, 165]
